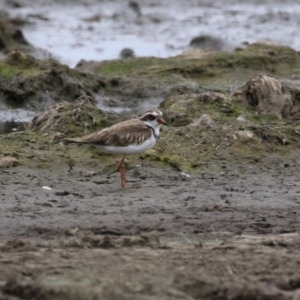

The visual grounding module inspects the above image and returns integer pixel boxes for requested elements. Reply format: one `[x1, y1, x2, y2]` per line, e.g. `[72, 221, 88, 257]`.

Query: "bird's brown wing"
[63, 119, 152, 147]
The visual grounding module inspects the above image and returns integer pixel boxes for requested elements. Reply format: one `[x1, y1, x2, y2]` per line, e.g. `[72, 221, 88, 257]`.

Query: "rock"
[237, 115, 246, 122]
[189, 114, 217, 128]
[120, 48, 135, 59]
[229, 130, 254, 140]
[231, 74, 300, 119]
[0, 156, 18, 168]
[83, 14, 101, 22]
[82, 170, 96, 177]
[189, 35, 224, 50]
[128, 1, 142, 17]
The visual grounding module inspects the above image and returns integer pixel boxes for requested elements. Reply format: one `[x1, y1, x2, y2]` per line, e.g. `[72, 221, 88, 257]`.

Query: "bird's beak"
[158, 117, 168, 125]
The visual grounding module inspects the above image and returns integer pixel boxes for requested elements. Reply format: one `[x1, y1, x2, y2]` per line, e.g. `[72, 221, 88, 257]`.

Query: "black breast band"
[146, 125, 157, 139]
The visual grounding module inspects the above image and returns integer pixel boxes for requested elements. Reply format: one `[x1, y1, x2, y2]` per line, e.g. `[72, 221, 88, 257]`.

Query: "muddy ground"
[0, 144, 300, 299]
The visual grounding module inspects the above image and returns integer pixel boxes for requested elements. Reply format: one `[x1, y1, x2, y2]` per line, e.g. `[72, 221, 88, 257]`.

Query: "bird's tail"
[61, 138, 85, 146]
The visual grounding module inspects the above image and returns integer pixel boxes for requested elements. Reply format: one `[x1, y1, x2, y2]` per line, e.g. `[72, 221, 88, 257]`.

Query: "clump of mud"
[160, 92, 226, 126]
[29, 95, 119, 137]
[0, 156, 18, 168]
[61, 227, 162, 249]
[2, 280, 55, 300]
[0, 51, 107, 110]
[232, 74, 300, 119]
[0, 12, 50, 59]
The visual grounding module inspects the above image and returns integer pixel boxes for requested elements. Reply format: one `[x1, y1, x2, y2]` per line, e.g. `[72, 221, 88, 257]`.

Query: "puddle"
[0, 108, 35, 134]
[0, 120, 26, 135]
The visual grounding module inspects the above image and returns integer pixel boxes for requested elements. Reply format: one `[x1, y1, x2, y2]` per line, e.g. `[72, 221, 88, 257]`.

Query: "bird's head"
[139, 109, 168, 129]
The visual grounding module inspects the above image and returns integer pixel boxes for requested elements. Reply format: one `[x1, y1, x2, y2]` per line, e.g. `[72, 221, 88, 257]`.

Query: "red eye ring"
[148, 114, 155, 121]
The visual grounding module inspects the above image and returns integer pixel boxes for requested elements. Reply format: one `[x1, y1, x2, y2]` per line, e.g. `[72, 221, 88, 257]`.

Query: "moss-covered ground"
[1, 43, 300, 173]
[92, 43, 300, 89]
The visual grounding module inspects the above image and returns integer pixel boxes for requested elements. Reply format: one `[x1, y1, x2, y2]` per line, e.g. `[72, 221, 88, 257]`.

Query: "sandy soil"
[1, 152, 300, 299]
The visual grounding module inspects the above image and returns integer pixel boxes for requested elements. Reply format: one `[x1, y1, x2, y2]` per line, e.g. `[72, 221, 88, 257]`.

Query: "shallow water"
[2, 0, 300, 67]
[0, 109, 34, 134]
[0, 120, 25, 134]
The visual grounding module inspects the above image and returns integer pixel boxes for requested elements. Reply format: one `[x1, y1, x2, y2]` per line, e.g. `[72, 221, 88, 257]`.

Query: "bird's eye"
[148, 114, 155, 120]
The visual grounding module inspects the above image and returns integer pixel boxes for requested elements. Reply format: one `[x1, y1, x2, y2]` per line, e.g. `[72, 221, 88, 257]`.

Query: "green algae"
[0, 52, 42, 78]
[90, 43, 300, 89]
[1, 103, 299, 174]
[97, 57, 169, 76]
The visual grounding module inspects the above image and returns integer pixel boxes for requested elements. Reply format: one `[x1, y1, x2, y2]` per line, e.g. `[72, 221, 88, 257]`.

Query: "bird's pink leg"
[117, 155, 127, 187]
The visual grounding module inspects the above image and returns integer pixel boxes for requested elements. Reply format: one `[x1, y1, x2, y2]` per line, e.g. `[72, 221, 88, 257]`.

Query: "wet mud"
[1, 150, 300, 299]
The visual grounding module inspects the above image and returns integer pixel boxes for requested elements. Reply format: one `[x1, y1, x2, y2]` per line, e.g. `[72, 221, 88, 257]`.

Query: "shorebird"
[63, 109, 167, 187]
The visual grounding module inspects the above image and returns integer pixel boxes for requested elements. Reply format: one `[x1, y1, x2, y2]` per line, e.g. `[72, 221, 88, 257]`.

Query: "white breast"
[99, 133, 157, 155]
